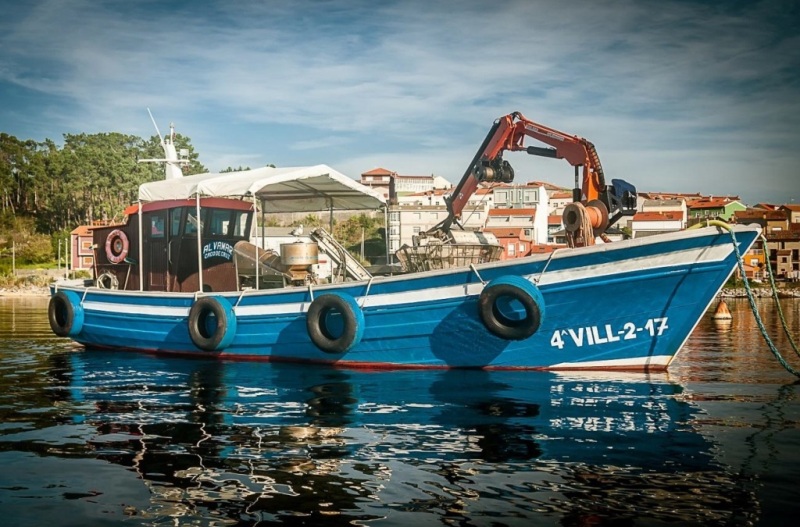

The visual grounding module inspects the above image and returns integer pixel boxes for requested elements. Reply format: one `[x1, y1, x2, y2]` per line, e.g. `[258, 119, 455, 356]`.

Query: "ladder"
[309, 228, 372, 282]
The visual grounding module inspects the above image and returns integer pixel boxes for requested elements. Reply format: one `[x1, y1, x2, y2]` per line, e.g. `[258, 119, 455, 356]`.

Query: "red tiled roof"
[71, 225, 96, 236]
[632, 211, 683, 221]
[483, 227, 527, 238]
[686, 197, 741, 209]
[734, 209, 787, 221]
[488, 207, 537, 216]
[548, 215, 563, 225]
[361, 167, 395, 176]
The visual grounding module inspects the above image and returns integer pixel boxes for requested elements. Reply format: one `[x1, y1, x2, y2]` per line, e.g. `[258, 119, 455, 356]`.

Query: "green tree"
[0, 127, 207, 248]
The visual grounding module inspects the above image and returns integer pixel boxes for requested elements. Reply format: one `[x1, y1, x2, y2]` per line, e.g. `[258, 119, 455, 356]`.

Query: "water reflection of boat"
[62, 351, 758, 524]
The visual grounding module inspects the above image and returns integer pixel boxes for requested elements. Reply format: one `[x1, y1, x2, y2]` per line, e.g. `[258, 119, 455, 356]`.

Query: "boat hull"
[50, 225, 760, 371]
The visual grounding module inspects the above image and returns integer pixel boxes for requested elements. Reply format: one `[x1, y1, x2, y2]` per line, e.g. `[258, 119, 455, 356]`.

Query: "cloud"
[0, 0, 798, 203]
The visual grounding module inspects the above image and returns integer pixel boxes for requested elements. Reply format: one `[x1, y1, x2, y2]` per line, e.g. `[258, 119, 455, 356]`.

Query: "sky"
[1, 0, 798, 206]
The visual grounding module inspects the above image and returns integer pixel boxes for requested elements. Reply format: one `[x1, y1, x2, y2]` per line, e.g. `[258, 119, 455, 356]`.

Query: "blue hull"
[50, 225, 760, 370]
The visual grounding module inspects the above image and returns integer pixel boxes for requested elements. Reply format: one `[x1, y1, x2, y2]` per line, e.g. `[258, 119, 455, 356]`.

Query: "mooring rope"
[759, 234, 800, 358]
[712, 221, 800, 378]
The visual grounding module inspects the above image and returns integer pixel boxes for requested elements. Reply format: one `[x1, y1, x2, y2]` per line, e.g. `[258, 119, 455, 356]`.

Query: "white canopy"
[138, 164, 386, 212]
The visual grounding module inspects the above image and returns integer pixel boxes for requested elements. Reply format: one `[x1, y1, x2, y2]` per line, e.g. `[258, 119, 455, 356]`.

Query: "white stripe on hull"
[79, 242, 733, 318]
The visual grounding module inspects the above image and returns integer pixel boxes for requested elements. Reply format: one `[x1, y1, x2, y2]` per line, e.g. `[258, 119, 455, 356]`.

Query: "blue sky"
[1, 0, 798, 205]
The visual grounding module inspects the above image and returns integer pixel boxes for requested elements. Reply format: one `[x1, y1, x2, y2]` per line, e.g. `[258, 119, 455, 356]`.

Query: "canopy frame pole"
[260, 197, 266, 290]
[328, 197, 334, 232]
[384, 205, 389, 267]
[138, 201, 144, 291]
[253, 194, 259, 290]
[196, 194, 204, 292]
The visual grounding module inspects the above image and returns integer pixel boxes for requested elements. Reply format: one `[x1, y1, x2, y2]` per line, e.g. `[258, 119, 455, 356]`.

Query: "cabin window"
[150, 216, 165, 238]
[171, 208, 183, 236]
[185, 210, 205, 235]
[231, 211, 249, 237]
[209, 209, 232, 236]
[205, 209, 250, 237]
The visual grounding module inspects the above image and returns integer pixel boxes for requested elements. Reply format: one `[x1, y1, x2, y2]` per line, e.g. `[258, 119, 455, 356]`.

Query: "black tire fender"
[478, 276, 545, 341]
[306, 292, 365, 353]
[188, 296, 237, 351]
[48, 290, 85, 338]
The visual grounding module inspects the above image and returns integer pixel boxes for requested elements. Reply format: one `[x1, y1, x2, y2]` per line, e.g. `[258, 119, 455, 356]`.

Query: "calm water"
[1, 296, 799, 526]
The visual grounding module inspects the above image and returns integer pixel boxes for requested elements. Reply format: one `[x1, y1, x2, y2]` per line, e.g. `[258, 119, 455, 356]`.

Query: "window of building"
[508, 243, 515, 256]
[413, 226, 421, 234]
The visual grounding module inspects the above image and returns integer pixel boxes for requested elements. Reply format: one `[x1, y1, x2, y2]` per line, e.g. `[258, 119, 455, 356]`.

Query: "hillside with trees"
[0, 130, 386, 278]
[0, 130, 206, 274]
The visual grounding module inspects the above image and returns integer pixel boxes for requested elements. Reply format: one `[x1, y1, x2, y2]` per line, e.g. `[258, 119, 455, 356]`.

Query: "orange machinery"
[437, 112, 637, 243]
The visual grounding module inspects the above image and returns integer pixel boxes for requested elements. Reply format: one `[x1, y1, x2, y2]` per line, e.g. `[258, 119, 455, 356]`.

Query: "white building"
[642, 199, 687, 228]
[630, 211, 684, 238]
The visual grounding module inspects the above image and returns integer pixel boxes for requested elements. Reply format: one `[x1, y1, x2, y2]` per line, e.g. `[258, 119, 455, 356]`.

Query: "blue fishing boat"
[48, 113, 760, 371]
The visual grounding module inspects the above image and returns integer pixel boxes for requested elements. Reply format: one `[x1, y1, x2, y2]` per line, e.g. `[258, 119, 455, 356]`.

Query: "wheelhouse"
[91, 198, 254, 292]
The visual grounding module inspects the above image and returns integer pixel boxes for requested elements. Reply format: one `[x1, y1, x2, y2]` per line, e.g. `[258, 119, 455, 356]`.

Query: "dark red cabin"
[91, 198, 254, 292]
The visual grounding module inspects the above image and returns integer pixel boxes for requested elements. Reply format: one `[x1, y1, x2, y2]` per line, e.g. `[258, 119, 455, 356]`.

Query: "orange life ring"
[105, 229, 129, 264]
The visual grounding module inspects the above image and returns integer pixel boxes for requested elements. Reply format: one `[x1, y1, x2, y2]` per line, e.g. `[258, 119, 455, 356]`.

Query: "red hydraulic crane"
[437, 112, 636, 245]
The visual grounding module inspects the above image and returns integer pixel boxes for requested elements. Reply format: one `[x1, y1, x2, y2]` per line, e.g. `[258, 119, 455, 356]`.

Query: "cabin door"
[145, 211, 169, 291]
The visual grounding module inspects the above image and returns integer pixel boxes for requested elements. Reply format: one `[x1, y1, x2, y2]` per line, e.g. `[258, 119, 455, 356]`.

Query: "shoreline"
[0, 287, 50, 297]
[719, 287, 800, 298]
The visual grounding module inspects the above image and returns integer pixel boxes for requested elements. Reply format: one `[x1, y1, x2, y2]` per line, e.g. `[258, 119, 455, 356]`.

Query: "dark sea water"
[1, 295, 798, 527]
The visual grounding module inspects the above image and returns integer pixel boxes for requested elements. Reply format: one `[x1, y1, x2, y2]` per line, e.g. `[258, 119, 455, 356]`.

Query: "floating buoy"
[712, 299, 732, 320]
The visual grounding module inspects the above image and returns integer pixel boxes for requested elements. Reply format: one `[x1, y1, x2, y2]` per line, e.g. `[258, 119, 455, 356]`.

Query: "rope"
[565, 202, 596, 248]
[759, 234, 800, 358]
[721, 223, 800, 377]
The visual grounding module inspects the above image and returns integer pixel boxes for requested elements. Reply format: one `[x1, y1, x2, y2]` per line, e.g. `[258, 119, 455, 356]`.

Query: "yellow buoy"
[712, 299, 732, 320]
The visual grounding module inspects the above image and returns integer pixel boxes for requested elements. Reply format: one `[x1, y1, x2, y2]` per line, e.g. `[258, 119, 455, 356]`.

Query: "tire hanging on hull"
[188, 296, 237, 351]
[306, 292, 365, 353]
[478, 275, 545, 340]
[48, 290, 85, 338]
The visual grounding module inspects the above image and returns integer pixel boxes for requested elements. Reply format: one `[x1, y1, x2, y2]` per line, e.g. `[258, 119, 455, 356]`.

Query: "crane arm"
[439, 112, 635, 236]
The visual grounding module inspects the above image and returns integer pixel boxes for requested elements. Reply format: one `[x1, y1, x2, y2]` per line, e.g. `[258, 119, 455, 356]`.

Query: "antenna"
[147, 108, 164, 145]
[139, 109, 187, 179]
